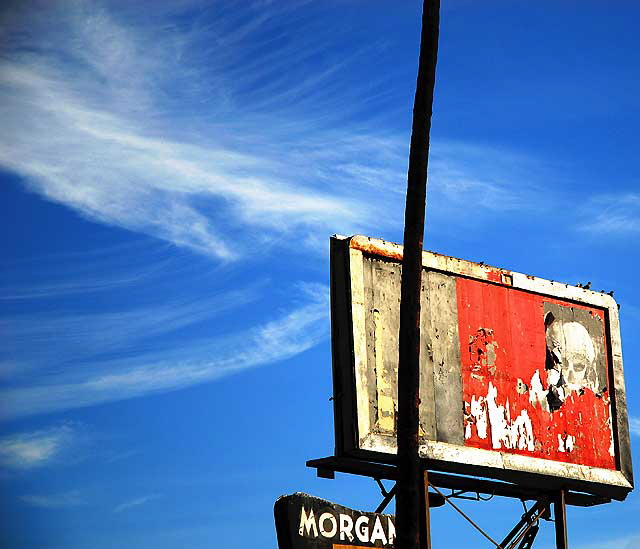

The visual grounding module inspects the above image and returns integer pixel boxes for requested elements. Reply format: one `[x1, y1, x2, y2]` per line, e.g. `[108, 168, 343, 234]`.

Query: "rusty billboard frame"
[330, 235, 633, 501]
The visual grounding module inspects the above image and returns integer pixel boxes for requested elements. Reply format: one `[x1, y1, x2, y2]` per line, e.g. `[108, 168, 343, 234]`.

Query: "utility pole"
[396, 1, 440, 548]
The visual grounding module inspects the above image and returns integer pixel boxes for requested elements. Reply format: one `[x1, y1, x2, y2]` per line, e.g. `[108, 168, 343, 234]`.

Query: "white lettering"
[298, 507, 318, 538]
[319, 512, 337, 538]
[339, 514, 354, 542]
[355, 516, 370, 543]
[387, 517, 396, 545]
[370, 516, 387, 544]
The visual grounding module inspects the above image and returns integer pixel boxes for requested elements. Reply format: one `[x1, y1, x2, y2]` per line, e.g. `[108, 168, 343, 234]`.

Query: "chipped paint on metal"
[609, 416, 615, 457]
[557, 433, 576, 453]
[485, 382, 535, 451]
[349, 235, 515, 287]
[485, 268, 503, 283]
[466, 395, 488, 440]
[528, 370, 550, 412]
[349, 235, 404, 261]
[373, 309, 395, 432]
[275, 493, 396, 549]
[349, 247, 371, 445]
[457, 277, 616, 470]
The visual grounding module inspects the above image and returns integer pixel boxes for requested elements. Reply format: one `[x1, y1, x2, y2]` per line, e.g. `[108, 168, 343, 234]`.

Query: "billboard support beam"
[306, 456, 613, 507]
[554, 490, 568, 549]
[396, 1, 440, 548]
[499, 500, 547, 548]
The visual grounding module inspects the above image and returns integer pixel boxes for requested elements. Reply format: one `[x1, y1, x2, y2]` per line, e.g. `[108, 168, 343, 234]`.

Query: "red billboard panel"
[457, 278, 614, 470]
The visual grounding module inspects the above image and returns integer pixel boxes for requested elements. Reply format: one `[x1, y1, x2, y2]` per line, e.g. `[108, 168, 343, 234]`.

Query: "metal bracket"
[500, 500, 549, 549]
[445, 489, 494, 502]
[374, 478, 397, 513]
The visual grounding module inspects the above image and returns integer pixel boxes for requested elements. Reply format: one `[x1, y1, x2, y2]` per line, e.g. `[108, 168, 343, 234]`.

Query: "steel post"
[554, 490, 568, 549]
[396, 1, 440, 548]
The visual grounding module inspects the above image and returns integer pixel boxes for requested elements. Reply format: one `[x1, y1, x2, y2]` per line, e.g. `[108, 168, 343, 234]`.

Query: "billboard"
[275, 493, 396, 549]
[330, 235, 633, 500]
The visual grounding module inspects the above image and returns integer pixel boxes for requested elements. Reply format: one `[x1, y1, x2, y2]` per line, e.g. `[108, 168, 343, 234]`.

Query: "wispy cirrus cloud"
[0, 283, 329, 420]
[0, 2, 369, 260]
[114, 494, 161, 513]
[428, 140, 542, 213]
[0, 222, 327, 420]
[0, 0, 545, 265]
[0, 425, 76, 469]
[577, 193, 640, 235]
[21, 490, 85, 509]
[0, 240, 177, 301]
[0, 0, 559, 423]
[1, 285, 260, 377]
[629, 416, 640, 437]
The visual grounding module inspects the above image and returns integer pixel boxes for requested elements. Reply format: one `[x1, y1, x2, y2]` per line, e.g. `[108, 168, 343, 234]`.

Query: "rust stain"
[349, 236, 522, 288]
[349, 237, 403, 261]
[485, 268, 503, 283]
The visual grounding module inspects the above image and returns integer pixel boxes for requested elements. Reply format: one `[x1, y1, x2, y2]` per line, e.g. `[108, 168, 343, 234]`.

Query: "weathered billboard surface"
[330, 235, 633, 500]
[275, 493, 396, 549]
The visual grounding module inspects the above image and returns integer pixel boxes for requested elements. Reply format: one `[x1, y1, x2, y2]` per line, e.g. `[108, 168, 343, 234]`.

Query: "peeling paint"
[458, 277, 616, 470]
[485, 383, 535, 452]
[557, 434, 575, 453]
[608, 415, 615, 457]
[373, 309, 395, 432]
[470, 395, 487, 439]
[516, 378, 528, 394]
[528, 370, 549, 411]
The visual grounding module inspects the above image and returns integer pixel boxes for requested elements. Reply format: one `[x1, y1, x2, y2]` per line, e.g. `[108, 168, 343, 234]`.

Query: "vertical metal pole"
[396, 1, 440, 548]
[421, 470, 432, 548]
[554, 490, 568, 549]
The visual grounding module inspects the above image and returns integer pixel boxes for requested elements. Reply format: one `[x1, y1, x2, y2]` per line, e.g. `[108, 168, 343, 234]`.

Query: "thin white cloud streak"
[629, 416, 640, 437]
[0, 274, 155, 301]
[0, 0, 541, 264]
[428, 141, 540, 212]
[0, 425, 75, 469]
[20, 490, 85, 509]
[0, 57, 367, 259]
[0, 264, 265, 392]
[1, 286, 259, 367]
[577, 193, 640, 235]
[0, 285, 329, 420]
[114, 494, 161, 513]
[0, 241, 177, 301]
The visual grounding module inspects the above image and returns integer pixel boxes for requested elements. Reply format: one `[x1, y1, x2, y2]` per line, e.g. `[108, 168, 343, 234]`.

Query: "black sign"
[275, 493, 395, 549]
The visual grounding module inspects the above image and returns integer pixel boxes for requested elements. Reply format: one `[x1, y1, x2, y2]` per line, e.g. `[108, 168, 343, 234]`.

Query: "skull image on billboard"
[330, 236, 633, 500]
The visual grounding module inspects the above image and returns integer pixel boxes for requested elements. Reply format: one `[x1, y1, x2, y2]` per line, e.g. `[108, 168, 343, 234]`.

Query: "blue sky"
[1, 1, 639, 547]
